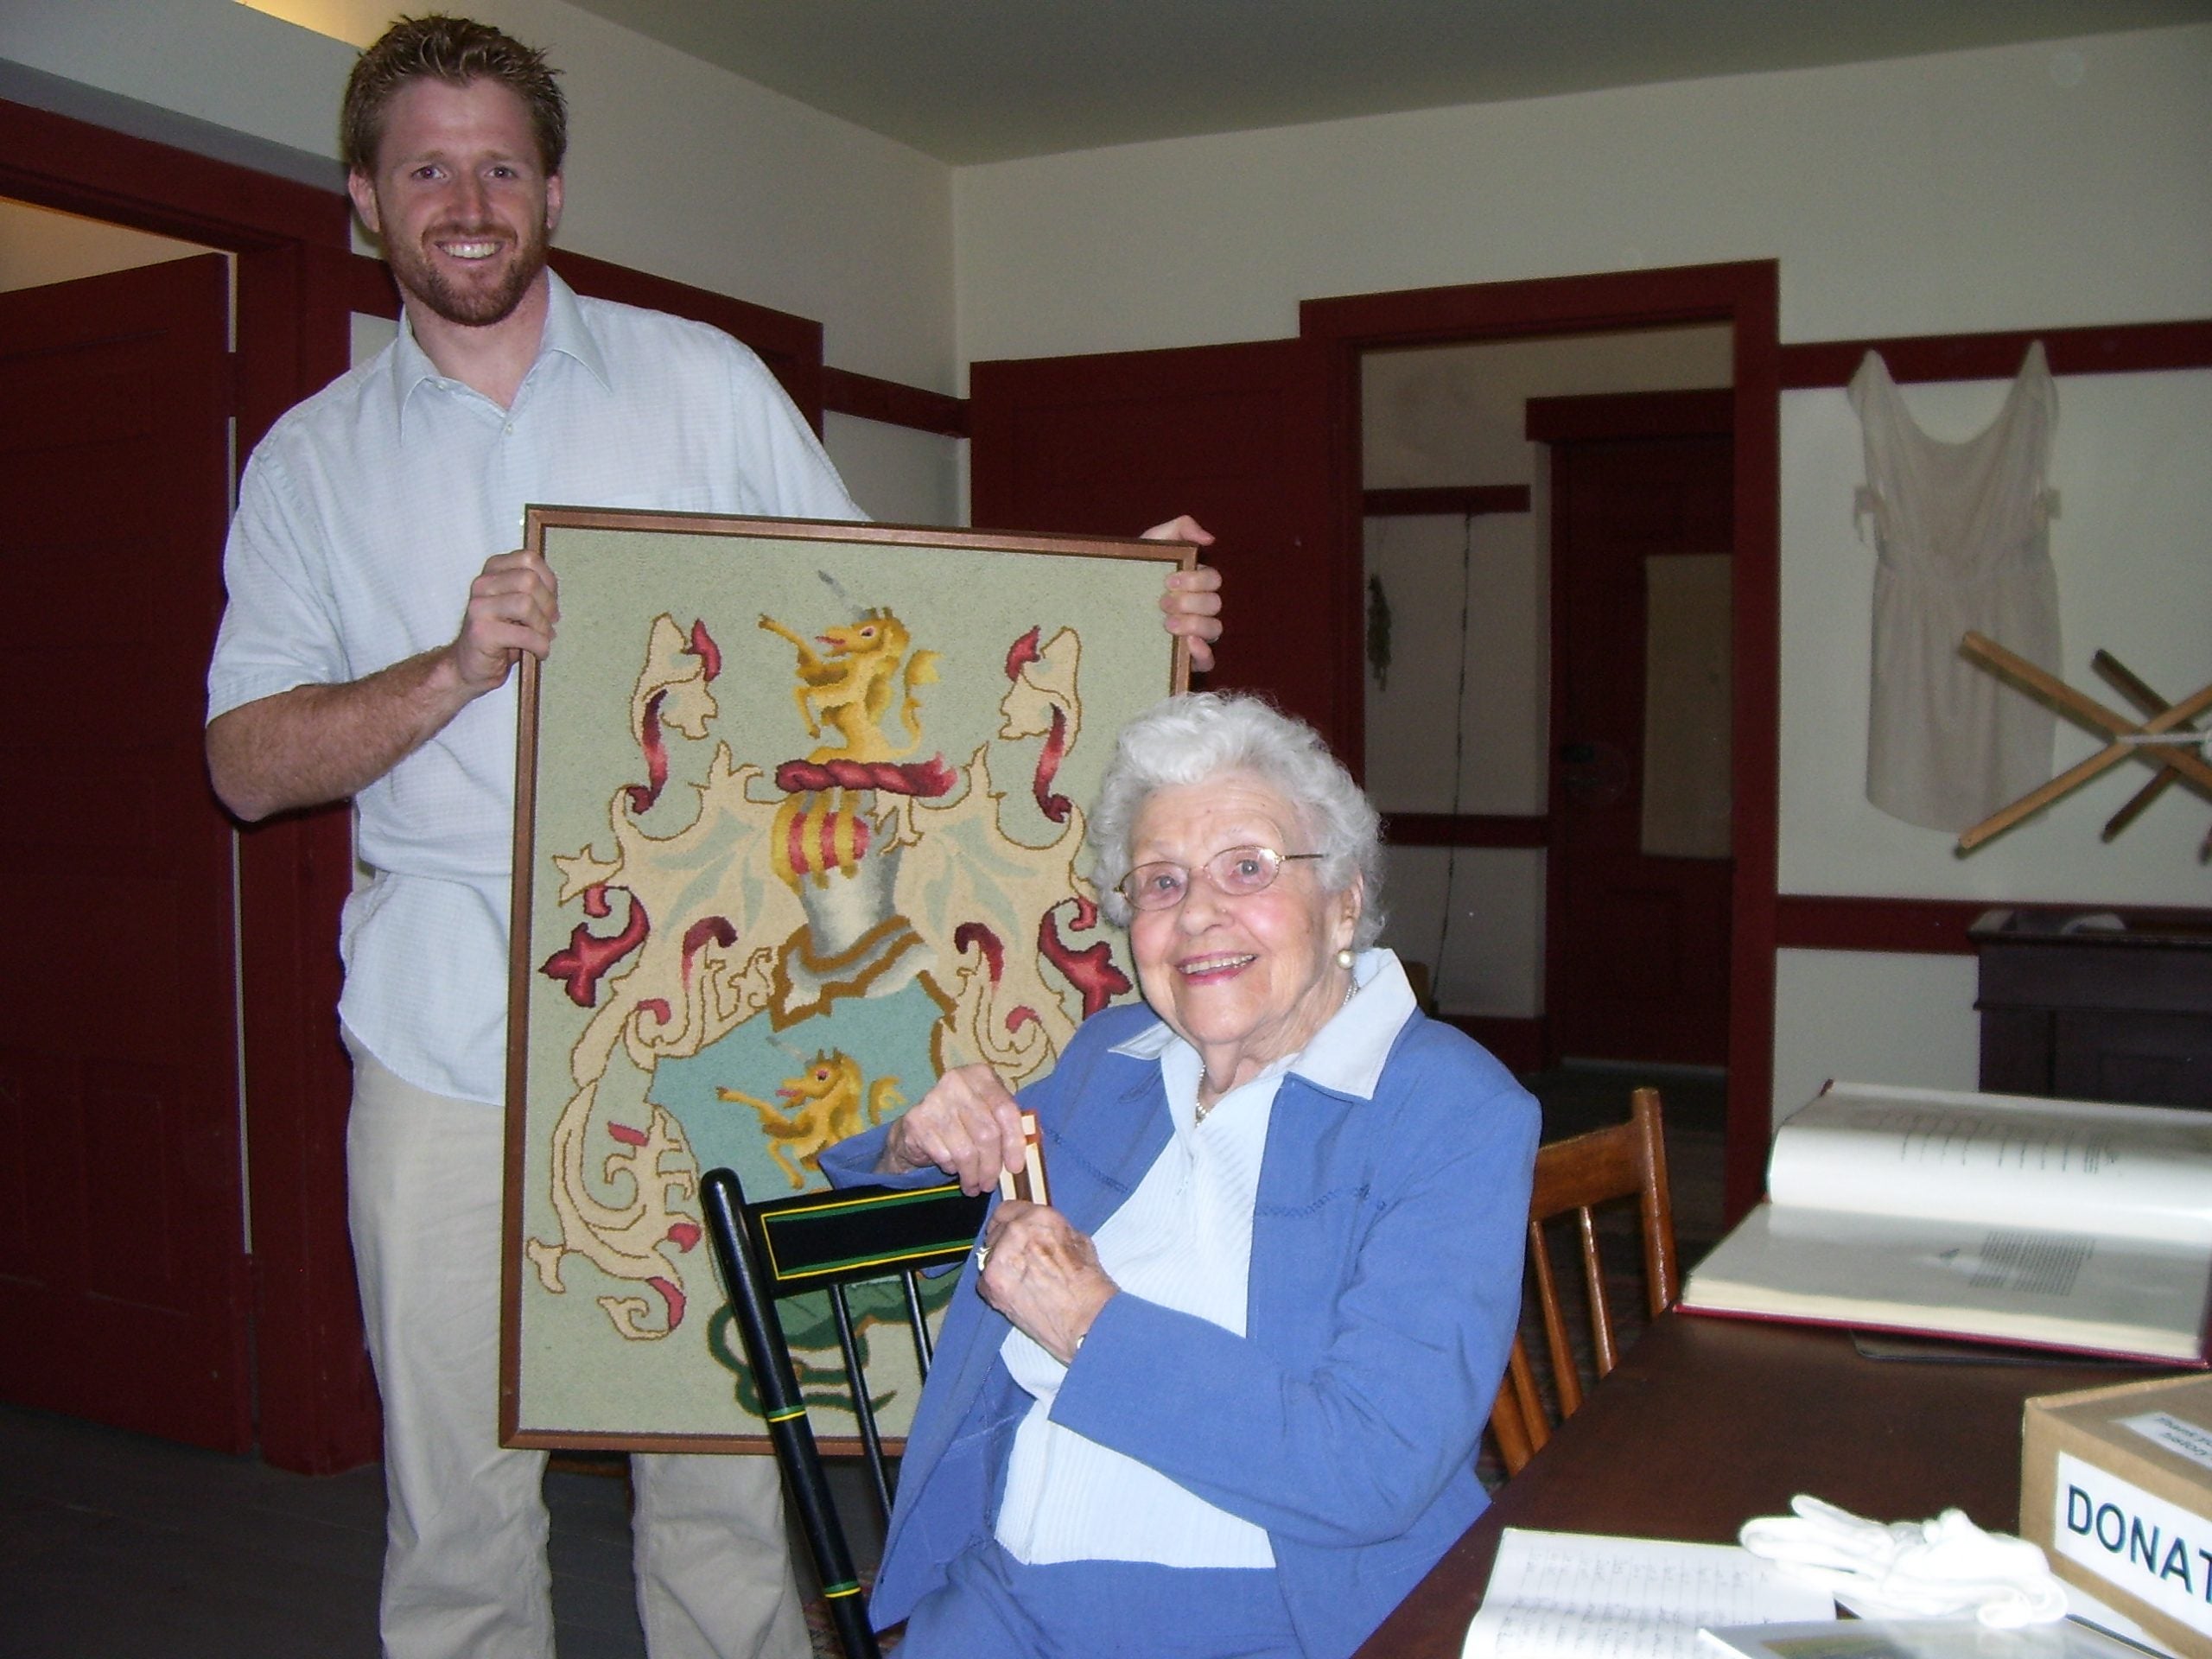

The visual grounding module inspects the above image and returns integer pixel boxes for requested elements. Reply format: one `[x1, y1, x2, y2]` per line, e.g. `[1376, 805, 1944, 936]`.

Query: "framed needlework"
[499, 509, 1191, 1452]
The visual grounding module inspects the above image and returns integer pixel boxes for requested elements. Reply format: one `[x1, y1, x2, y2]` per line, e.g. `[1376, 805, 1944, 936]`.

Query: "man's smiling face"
[347, 74, 562, 331]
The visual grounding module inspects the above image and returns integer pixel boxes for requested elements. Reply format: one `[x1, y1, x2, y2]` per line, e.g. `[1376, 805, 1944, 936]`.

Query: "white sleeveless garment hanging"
[1848, 342, 2059, 831]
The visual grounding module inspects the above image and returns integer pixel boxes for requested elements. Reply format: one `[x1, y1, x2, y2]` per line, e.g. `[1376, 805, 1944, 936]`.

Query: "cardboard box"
[2023, 1372, 2212, 1657]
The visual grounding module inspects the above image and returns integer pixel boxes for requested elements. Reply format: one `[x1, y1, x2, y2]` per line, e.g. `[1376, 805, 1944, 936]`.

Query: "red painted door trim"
[1302, 260, 1781, 1222]
[3, 94, 378, 1472]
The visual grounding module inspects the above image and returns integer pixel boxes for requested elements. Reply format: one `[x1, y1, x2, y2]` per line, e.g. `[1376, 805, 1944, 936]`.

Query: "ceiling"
[560, 0, 2212, 165]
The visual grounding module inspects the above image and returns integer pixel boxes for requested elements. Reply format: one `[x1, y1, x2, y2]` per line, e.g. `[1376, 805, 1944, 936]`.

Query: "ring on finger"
[974, 1243, 992, 1272]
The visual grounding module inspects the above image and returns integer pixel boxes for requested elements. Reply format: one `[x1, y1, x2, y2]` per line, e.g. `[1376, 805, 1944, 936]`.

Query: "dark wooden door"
[0, 254, 251, 1450]
[1540, 396, 1734, 1067]
[969, 338, 1351, 761]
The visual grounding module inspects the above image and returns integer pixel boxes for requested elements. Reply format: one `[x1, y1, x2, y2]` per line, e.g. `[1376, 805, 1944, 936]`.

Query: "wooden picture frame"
[499, 509, 1191, 1452]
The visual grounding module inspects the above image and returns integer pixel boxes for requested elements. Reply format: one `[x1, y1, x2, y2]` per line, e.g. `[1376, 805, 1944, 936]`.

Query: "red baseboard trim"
[1382, 812, 1548, 849]
[1773, 895, 1993, 955]
[1777, 894, 2212, 956]
[1781, 319, 2212, 389]
[821, 366, 969, 437]
[1363, 484, 1530, 518]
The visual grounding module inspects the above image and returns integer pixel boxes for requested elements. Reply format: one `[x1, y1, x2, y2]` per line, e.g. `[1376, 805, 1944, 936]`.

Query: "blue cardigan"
[817, 998, 1538, 1659]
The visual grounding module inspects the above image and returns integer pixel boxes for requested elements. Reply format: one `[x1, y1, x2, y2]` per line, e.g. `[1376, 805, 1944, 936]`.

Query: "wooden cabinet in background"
[1972, 906, 2212, 1106]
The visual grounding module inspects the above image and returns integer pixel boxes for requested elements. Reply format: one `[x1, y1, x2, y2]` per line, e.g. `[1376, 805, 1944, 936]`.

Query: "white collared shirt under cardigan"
[820, 946, 1540, 1659]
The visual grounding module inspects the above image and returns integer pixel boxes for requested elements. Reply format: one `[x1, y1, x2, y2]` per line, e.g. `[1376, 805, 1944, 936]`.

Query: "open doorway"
[1306, 260, 1781, 1227]
[1357, 324, 1736, 1251]
[1359, 324, 1735, 1072]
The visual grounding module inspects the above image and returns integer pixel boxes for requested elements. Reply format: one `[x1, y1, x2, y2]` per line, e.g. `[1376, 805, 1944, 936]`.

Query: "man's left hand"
[1142, 515, 1223, 674]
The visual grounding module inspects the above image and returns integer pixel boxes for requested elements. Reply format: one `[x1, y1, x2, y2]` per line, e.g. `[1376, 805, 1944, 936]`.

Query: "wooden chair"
[700, 1168, 988, 1659]
[1488, 1085, 1680, 1478]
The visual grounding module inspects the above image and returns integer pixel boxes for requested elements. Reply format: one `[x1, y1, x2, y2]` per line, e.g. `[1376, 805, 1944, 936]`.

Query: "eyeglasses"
[1116, 845, 1323, 911]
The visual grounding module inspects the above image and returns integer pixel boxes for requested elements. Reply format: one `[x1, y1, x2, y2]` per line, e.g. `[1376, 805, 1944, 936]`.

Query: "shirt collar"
[388, 269, 610, 428]
[1109, 947, 1418, 1103]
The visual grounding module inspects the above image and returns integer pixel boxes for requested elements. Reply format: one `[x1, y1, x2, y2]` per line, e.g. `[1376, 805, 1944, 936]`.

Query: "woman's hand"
[878, 1063, 1026, 1194]
[976, 1200, 1117, 1365]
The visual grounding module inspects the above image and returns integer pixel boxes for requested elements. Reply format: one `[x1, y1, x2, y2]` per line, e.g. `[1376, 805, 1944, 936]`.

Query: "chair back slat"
[1488, 1086, 1679, 1479]
[1574, 1209, 1616, 1375]
[748, 1182, 989, 1290]
[826, 1283, 895, 1520]
[900, 1270, 937, 1376]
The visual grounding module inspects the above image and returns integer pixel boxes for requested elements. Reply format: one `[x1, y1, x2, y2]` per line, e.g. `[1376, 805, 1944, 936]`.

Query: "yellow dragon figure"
[758, 607, 940, 765]
[718, 1050, 906, 1190]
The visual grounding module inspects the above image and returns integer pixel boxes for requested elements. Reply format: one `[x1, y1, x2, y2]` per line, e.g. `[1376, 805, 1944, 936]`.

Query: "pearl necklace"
[1195, 974, 1357, 1123]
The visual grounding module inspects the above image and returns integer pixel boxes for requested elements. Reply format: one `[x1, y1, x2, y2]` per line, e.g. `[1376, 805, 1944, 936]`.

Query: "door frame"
[1300, 262, 1781, 1220]
[3, 94, 376, 1472]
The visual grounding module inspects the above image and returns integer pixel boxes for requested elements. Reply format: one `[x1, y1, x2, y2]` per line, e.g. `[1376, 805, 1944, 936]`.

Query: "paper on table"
[1698, 1616, 2164, 1659]
[1463, 1529, 1836, 1659]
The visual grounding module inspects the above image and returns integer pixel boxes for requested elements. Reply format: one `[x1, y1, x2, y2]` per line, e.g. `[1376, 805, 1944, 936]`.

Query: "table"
[1353, 1312, 2153, 1657]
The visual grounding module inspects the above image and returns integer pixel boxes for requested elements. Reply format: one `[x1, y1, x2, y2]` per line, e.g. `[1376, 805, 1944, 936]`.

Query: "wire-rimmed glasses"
[1116, 845, 1323, 911]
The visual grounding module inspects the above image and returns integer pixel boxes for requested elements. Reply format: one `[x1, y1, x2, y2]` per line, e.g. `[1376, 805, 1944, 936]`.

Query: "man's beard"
[387, 214, 551, 328]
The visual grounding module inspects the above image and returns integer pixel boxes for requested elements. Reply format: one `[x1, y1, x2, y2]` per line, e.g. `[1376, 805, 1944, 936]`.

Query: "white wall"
[954, 24, 2212, 1122]
[0, 0, 963, 522]
[955, 27, 2212, 361]
[0, 198, 211, 289]
[1782, 365, 2212, 900]
[1771, 948, 1984, 1117]
[1383, 846, 1547, 1021]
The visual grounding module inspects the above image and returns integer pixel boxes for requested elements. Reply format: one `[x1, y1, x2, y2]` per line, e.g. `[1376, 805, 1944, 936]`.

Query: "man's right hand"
[207, 548, 559, 823]
[451, 548, 559, 692]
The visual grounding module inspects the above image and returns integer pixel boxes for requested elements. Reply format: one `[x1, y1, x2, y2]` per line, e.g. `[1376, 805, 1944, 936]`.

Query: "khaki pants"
[346, 1039, 809, 1659]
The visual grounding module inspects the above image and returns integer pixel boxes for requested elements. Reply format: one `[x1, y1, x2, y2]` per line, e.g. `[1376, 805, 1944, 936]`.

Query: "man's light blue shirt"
[208, 273, 861, 1103]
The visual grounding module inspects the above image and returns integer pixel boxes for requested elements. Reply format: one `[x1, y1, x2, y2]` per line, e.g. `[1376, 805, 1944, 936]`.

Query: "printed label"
[2122, 1409, 2212, 1474]
[2051, 1449, 2212, 1636]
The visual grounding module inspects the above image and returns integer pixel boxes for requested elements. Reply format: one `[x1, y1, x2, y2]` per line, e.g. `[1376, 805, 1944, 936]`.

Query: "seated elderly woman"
[818, 690, 1537, 1659]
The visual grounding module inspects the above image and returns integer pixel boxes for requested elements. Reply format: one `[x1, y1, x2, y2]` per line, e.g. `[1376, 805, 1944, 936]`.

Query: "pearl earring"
[1336, 947, 1355, 969]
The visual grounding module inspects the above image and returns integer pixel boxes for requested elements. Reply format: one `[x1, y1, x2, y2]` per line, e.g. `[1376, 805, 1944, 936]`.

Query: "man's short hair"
[341, 14, 567, 176]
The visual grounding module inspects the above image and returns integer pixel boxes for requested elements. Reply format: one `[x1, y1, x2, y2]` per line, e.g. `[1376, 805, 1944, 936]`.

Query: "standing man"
[206, 16, 1222, 1659]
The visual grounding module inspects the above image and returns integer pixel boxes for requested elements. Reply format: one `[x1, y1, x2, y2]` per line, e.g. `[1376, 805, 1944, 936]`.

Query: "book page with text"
[1681, 1202, 2212, 1359]
[1764, 1084, 2212, 1245]
[1462, 1529, 1833, 1659]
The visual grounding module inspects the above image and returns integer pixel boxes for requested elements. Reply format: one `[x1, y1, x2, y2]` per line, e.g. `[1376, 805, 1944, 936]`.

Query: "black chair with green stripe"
[700, 1167, 988, 1659]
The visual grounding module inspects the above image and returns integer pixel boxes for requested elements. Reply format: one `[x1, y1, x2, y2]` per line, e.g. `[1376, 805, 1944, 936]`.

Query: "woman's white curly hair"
[1087, 691, 1385, 948]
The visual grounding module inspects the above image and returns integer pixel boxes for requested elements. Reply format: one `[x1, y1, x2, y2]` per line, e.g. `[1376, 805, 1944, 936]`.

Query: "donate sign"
[2053, 1449, 2212, 1639]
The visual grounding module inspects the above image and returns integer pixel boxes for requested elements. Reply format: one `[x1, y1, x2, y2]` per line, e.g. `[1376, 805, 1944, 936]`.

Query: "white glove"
[1739, 1496, 2068, 1627]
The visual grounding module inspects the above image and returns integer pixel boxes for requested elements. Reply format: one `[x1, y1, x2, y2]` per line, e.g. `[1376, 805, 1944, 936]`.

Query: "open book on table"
[1462, 1529, 1834, 1659]
[1680, 1082, 2212, 1364]
[1699, 1618, 2167, 1659]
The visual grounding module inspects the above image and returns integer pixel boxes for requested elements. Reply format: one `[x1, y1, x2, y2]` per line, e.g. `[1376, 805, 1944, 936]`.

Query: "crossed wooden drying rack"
[1956, 632, 2212, 857]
